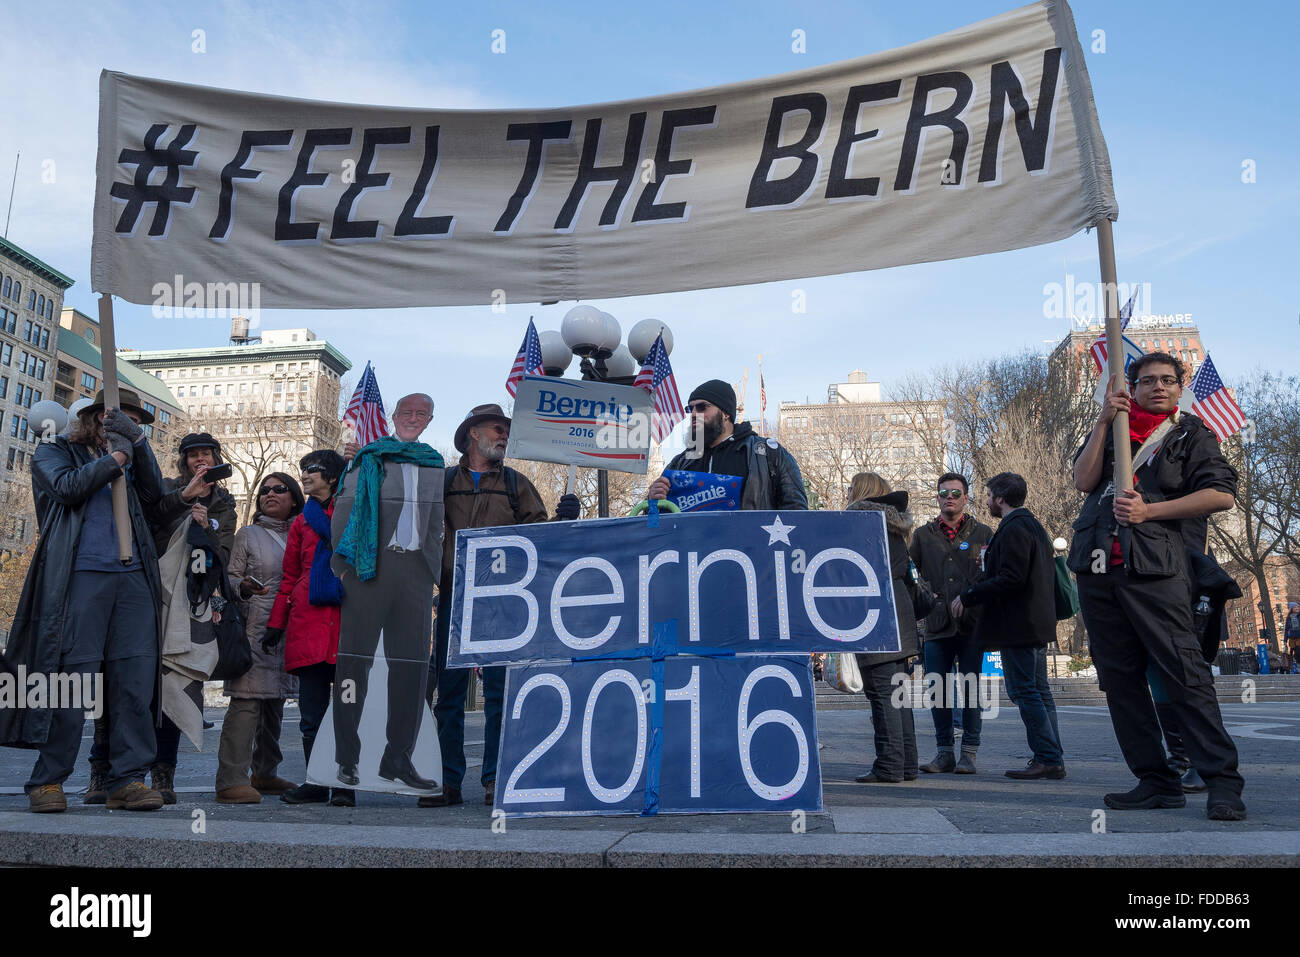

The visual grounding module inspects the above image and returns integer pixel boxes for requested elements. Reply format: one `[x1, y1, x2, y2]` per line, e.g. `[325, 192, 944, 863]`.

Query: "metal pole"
[1095, 219, 1132, 494]
[95, 293, 134, 562]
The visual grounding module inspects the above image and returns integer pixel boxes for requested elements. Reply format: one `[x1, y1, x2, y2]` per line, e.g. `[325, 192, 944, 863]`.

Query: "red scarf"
[1128, 404, 1173, 446]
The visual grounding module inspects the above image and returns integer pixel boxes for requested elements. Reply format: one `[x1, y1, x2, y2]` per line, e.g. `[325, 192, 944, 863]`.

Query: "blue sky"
[3, 0, 1296, 450]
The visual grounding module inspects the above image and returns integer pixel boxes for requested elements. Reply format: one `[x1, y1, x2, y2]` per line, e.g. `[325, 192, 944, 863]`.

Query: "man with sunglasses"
[421, 403, 581, 808]
[1070, 352, 1245, 820]
[647, 379, 807, 511]
[909, 473, 993, 774]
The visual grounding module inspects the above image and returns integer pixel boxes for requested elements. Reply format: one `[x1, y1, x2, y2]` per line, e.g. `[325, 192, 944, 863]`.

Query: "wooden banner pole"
[95, 293, 134, 562]
[1095, 219, 1132, 495]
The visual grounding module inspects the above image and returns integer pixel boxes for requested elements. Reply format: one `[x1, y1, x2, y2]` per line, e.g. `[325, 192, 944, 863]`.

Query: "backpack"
[443, 465, 522, 522]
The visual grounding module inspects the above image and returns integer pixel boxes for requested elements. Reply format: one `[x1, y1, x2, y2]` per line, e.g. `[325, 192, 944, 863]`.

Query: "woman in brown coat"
[214, 472, 304, 803]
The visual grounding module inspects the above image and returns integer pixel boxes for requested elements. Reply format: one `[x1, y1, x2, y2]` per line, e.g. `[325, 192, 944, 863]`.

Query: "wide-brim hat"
[81, 387, 155, 425]
[454, 403, 511, 454]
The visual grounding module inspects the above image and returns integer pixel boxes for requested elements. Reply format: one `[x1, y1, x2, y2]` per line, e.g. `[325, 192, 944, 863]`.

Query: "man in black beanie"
[647, 379, 807, 510]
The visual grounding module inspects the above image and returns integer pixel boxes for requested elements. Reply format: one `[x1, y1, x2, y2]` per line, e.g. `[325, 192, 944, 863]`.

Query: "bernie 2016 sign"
[447, 509, 898, 816]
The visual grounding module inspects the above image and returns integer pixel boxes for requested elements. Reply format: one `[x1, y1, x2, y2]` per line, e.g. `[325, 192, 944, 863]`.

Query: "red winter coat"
[267, 502, 341, 672]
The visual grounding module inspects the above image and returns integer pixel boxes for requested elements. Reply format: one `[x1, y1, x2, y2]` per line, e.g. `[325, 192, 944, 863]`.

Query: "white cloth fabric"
[388, 462, 421, 551]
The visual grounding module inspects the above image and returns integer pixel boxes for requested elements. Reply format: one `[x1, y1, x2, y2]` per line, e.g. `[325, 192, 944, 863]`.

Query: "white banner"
[506, 375, 652, 474]
[93, 0, 1115, 309]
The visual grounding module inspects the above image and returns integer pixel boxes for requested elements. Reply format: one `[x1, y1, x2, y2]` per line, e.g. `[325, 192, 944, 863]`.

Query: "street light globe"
[538, 329, 572, 375]
[28, 399, 68, 436]
[597, 311, 622, 357]
[1053, 537, 1068, 551]
[605, 344, 637, 379]
[628, 318, 673, 361]
[68, 397, 93, 420]
[561, 305, 609, 357]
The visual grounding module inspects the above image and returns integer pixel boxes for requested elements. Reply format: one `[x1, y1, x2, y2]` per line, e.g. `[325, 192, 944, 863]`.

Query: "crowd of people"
[0, 353, 1255, 821]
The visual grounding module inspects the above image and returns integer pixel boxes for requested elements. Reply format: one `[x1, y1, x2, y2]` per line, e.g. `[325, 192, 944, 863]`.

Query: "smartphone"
[246, 575, 267, 590]
[203, 463, 233, 482]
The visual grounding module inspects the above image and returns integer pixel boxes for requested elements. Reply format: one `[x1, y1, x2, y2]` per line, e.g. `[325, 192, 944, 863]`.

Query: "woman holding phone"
[214, 472, 305, 803]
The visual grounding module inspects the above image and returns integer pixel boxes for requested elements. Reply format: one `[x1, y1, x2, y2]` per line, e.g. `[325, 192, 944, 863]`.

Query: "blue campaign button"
[959, 541, 969, 550]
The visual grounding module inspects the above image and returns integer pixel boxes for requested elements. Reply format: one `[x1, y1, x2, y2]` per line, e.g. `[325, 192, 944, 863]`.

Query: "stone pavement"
[1, 699, 1297, 867]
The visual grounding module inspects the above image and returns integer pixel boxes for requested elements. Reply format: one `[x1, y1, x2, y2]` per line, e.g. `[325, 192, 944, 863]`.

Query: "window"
[239, 382, 247, 394]
[275, 363, 285, 372]
[84, 327, 96, 345]
[23, 320, 32, 341]
[214, 384, 222, 396]
[45, 299, 53, 320]
[2, 310, 12, 334]
[240, 365, 248, 375]
[142, 423, 154, 437]
[285, 401, 294, 413]
[179, 368, 187, 377]
[35, 359, 45, 379]
[204, 367, 212, 376]
[159, 410, 171, 425]
[29, 389, 41, 407]
[0, 375, 6, 398]
[81, 372, 96, 390]
[12, 282, 20, 302]
[0, 343, 9, 365]
[1, 277, 8, 297]
[6, 447, 15, 470]
[1192, 350, 1200, 362]
[251, 382, 261, 393]
[201, 385, 210, 397]
[300, 381, 308, 392]
[274, 381, 283, 393]
[40, 328, 49, 350]
[37, 295, 45, 315]
[143, 402, 156, 416]
[27, 290, 36, 309]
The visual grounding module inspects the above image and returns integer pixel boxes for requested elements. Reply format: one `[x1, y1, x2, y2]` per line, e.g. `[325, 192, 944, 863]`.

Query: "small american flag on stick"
[343, 362, 390, 445]
[506, 318, 544, 397]
[1189, 355, 1247, 442]
[1088, 290, 1138, 374]
[633, 331, 684, 443]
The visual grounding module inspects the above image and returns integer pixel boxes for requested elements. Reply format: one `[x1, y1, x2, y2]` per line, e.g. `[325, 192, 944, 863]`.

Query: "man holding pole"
[1069, 351, 1245, 820]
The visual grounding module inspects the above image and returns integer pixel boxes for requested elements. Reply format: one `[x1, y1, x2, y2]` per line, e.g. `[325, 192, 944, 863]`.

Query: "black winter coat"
[668, 422, 808, 510]
[847, 495, 919, 667]
[961, 509, 1056, 651]
[0, 436, 166, 747]
[908, 515, 993, 639]
[150, 476, 237, 566]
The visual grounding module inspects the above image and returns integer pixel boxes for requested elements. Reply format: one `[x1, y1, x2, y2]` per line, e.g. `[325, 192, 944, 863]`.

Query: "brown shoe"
[1004, 760, 1067, 780]
[250, 775, 297, 795]
[216, 784, 263, 804]
[29, 783, 67, 813]
[106, 781, 165, 811]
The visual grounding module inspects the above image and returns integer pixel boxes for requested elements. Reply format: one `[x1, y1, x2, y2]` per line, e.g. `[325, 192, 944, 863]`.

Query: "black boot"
[150, 763, 177, 805]
[85, 761, 110, 805]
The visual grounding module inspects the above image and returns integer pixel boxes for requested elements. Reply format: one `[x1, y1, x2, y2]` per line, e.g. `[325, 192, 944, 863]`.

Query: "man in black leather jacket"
[646, 379, 807, 510]
[1070, 352, 1244, 821]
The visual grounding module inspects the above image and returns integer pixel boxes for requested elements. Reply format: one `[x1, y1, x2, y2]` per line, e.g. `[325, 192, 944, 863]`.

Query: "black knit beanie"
[688, 379, 737, 421]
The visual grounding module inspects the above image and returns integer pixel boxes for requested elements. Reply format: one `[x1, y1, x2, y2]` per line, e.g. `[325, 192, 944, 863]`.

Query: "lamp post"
[541, 307, 674, 517]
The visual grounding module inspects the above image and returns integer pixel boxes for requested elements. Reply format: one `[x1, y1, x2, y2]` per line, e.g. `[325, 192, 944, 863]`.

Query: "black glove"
[106, 431, 135, 462]
[261, 626, 286, 654]
[104, 408, 144, 442]
[555, 493, 581, 521]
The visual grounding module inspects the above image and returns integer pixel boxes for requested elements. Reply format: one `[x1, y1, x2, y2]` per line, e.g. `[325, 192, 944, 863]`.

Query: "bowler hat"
[454, 404, 511, 454]
[81, 387, 155, 425]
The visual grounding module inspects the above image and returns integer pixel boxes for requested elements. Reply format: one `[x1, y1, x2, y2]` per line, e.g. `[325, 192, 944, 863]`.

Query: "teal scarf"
[335, 437, 445, 581]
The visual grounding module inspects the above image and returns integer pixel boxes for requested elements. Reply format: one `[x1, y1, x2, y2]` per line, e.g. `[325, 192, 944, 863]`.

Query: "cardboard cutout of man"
[329, 393, 445, 792]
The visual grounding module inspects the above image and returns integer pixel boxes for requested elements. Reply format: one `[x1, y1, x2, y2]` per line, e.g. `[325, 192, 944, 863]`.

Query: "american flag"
[505, 318, 544, 397]
[1088, 290, 1138, 374]
[633, 332, 684, 443]
[1189, 355, 1247, 441]
[343, 362, 390, 445]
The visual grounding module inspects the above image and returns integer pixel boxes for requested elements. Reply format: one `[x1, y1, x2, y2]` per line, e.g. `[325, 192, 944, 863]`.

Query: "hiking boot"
[280, 782, 329, 804]
[215, 784, 263, 804]
[329, 788, 355, 807]
[1181, 768, 1208, 793]
[418, 786, 462, 808]
[150, 763, 177, 805]
[920, 750, 956, 773]
[106, 781, 165, 811]
[954, 750, 978, 774]
[484, 781, 495, 806]
[1206, 791, 1247, 821]
[85, 761, 110, 805]
[1103, 781, 1185, 810]
[251, 775, 297, 795]
[29, 783, 67, 813]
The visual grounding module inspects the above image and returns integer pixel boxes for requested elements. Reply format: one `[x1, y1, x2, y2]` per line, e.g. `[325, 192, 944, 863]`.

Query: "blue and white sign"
[496, 653, 821, 817]
[663, 469, 743, 512]
[448, 509, 900, 666]
[506, 374, 652, 474]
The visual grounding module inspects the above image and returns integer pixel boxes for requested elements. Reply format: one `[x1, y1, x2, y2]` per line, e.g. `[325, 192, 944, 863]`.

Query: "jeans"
[999, 645, 1064, 766]
[429, 594, 505, 791]
[857, 656, 917, 781]
[922, 635, 983, 749]
[291, 661, 335, 765]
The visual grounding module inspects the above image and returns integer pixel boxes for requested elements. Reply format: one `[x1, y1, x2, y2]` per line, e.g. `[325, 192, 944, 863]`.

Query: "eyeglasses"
[686, 402, 712, 413]
[1134, 375, 1180, 388]
[259, 484, 289, 496]
[936, 489, 965, 499]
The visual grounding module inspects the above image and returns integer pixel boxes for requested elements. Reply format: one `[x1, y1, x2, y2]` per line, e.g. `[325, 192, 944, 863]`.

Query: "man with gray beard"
[420, 403, 580, 807]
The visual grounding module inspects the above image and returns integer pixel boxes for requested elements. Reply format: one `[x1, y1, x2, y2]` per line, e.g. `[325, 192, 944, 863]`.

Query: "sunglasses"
[686, 402, 712, 413]
[302, 465, 330, 476]
[937, 489, 965, 499]
[259, 484, 290, 496]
